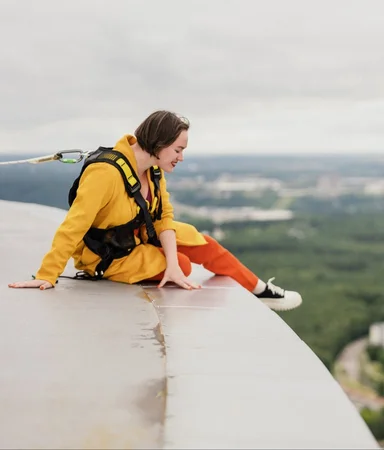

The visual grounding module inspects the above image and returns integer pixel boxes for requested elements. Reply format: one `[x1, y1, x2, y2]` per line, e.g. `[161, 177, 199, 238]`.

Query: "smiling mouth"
[171, 162, 177, 167]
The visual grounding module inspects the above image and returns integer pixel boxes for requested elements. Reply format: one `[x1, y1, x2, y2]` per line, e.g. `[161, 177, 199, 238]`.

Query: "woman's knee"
[202, 234, 227, 253]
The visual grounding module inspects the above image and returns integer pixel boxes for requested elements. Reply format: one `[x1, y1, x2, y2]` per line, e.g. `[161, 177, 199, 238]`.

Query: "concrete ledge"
[0, 200, 379, 449]
[142, 268, 378, 449]
[1, 281, 165, 449]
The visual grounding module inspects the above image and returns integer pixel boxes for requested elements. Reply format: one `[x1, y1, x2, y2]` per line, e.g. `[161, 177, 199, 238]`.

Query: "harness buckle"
[128, 178, 141, 194]
[152, 165, 161, 177]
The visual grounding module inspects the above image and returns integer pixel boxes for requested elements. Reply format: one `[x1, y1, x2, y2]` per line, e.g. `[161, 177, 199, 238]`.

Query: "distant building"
[212, 174, 283, 193]
[369, 322, 384, 347]
[316, 173, 341, 198]
[173, 201, 293, 223]
[365, 180, 384, 196]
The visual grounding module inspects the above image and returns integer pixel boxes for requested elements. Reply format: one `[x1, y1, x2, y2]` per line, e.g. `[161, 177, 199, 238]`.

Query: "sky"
[0, 0, 384, 155]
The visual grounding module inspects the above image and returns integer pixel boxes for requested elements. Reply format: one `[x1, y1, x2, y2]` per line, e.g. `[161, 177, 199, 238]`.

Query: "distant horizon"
[1, 150, 384, 160]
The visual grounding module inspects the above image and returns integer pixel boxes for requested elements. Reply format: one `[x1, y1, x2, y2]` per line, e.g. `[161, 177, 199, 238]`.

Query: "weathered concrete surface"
[0, 201, 165, 449]
[143, 272, 379, 449]
[0, 200, 379, 449]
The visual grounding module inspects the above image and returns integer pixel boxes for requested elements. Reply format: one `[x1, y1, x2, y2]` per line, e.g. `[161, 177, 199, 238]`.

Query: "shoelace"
[267, 277, 285, 296]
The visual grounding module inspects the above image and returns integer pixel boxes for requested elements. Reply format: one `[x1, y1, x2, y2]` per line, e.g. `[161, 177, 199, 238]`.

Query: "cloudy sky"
[0, 0, 383, 155]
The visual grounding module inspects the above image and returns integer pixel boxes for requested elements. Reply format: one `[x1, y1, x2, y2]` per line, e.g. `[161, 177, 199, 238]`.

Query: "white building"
[369, 322, 384, 347]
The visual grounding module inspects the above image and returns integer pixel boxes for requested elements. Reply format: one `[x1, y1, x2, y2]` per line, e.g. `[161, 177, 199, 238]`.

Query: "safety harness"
[68, 146, 162, 280]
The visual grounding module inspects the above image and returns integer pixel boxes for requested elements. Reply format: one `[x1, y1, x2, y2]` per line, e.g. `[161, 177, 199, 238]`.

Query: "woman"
[8, 110, 302, 311]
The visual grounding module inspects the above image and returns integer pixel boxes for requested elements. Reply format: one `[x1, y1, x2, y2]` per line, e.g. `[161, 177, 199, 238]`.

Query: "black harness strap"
[151, 165, 163, 220]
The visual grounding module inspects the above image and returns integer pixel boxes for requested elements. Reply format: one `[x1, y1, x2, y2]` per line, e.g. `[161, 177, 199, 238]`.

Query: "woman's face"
[156, 130, 188, 173]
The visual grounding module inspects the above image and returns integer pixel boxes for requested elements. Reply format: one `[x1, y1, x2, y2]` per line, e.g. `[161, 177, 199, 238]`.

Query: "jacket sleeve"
[35, 163, 117, 285]
[154, 171, 177, 236]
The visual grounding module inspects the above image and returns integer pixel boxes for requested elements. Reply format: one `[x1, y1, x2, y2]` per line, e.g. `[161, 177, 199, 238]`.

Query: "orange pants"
[148, 234, 258, 292]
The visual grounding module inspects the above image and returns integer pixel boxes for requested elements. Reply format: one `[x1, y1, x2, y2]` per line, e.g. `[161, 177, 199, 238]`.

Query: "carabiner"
[56, 150, 89, 164]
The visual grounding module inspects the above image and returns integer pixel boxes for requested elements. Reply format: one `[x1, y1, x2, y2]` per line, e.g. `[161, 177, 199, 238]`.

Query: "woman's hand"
[8, 279, 53, 290]
[158, 265, 201, 290]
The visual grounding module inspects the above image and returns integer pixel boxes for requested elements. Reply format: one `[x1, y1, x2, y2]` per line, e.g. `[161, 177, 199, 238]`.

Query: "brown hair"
[135, 110, 190, 157]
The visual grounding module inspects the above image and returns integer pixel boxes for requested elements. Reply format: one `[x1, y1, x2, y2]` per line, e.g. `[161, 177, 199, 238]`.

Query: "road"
[336, 337, 384, 411]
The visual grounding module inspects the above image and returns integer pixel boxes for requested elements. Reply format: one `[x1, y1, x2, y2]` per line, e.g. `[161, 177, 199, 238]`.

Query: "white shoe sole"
[259, 294, 303, 312]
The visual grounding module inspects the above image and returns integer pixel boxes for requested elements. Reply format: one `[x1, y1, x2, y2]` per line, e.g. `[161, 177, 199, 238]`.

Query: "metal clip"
[56, 150, 90, 164]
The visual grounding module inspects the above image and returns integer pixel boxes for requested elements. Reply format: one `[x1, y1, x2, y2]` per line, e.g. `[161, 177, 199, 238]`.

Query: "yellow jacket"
[36, 134, 207, 285]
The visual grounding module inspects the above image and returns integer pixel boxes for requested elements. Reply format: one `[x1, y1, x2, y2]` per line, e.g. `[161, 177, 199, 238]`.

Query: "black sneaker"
[255, 277, 302, 311]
